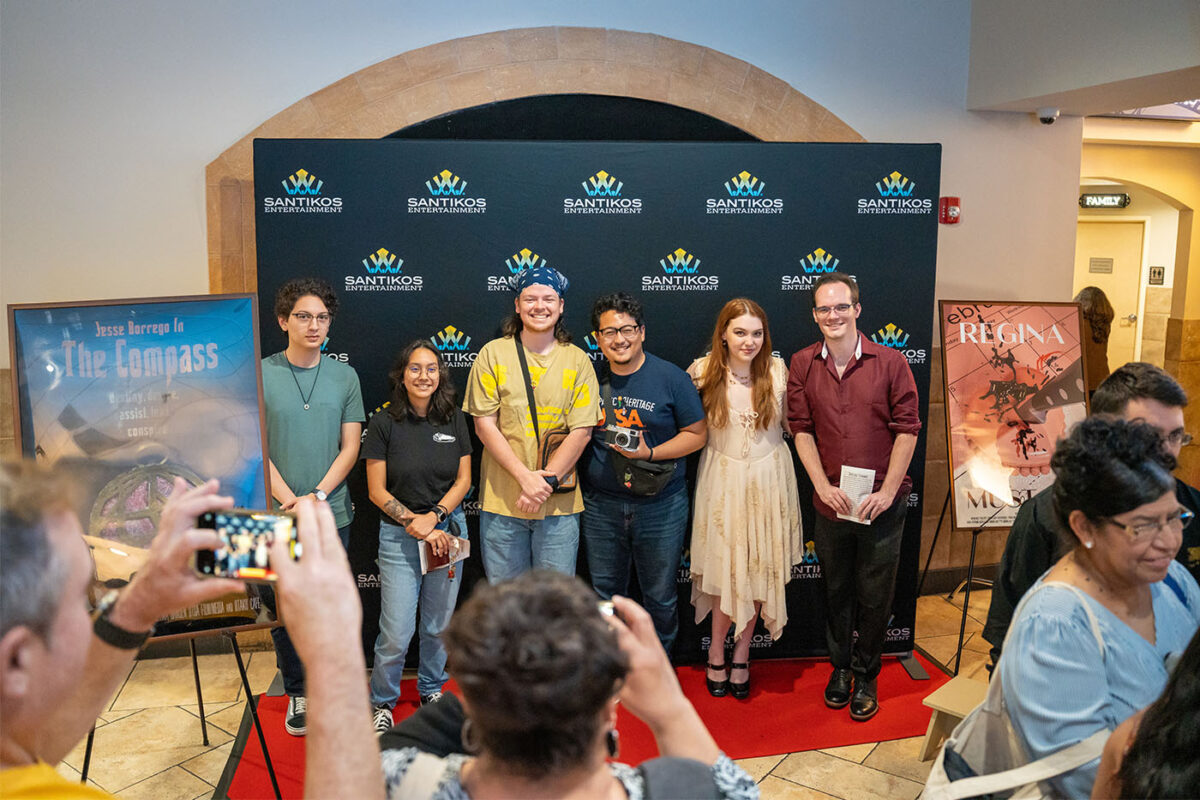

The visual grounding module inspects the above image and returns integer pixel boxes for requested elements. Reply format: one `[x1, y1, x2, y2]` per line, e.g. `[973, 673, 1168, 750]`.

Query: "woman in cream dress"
[688, 298, 802, 699]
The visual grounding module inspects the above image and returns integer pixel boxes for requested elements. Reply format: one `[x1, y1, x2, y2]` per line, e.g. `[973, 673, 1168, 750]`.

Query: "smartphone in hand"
[192, 509, 299, 582]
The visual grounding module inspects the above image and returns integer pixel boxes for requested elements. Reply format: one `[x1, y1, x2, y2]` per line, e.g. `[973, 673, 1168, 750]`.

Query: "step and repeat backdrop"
[254, 138, 940, 663]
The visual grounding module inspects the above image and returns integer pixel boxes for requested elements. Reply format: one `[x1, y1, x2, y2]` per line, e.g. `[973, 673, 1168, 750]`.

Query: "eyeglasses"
[1166, 430, 1194, 447]
[291, 312, 332, 325]
[406, 365, 440, 377]
[814, 303, 855, 317]
[1102, 507, 1194, 541]
[597, 325, 641, 341]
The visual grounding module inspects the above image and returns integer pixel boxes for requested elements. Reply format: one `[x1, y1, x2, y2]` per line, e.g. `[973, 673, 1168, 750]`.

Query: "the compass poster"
[9, 294, 269, 634]
[938, 301, 1088, 529]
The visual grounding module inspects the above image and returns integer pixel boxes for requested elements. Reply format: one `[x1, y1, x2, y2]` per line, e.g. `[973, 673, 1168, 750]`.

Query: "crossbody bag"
[514, 338, 575, 493]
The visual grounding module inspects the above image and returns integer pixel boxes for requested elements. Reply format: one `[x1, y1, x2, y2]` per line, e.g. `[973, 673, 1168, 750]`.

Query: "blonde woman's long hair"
[696, 298, 776, 431]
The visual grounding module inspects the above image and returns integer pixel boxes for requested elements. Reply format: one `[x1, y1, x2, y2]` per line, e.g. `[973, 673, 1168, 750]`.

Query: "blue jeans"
[369, 509, 467, 704]
[479, 511, 579, 582]
[582, 488, 688, 653]
[267, 524, 351, 696]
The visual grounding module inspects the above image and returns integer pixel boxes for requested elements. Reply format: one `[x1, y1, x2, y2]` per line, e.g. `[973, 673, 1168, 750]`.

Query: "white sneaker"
[372, 703, 393, 735]
[285, 695, 307, 736]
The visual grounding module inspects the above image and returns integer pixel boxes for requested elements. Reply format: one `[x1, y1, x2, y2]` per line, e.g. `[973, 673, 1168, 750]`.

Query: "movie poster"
[939, 301, 1088, 529]
[9, 295, 269, 634]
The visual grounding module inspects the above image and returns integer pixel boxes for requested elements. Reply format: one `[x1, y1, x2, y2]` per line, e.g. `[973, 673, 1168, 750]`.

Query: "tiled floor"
[56, 589, 992, 799]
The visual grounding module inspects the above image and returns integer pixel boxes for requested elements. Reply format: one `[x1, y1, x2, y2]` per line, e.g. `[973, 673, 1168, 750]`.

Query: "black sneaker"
[420, 691, 444, 706]
[372, 703, 393, 735]
[824, 668, 852, 709]
[285, 695, 307, 736]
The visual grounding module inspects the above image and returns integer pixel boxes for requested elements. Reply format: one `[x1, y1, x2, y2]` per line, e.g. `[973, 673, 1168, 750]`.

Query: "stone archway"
[205, 27, 863, 294]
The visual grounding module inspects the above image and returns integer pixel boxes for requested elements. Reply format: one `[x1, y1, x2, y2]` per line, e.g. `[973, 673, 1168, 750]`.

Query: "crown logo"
[426, 169, 468, 197]
[802, 540, 820, 564]
[875, 171, 915, 198]
[431, 325, 472, 352]
[362, 247, 402, 275]
[724, 170, 765, 197]
[661, 248, 700, 275]
[583, 333, 601, 351]
[872, 323, 910, 349]
[282, 169, 323, 196]
[801, 248, 839, 274]
[505, 247, 546, 275]
[582, 170, 623, 197]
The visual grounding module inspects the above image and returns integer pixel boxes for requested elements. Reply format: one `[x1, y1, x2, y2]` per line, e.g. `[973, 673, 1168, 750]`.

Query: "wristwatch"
[313, 489, 328, 502]
[92, 589, 154, 650]
[432, 505, 448, 523]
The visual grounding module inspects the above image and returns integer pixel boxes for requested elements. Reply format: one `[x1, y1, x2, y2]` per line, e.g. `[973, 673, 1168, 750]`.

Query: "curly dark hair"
[386, 341, 457, 426]
[442, 571, 628, 778]
[1116, 626, 1200, 797]
[273, 277, 339, 320]
[591, 292, 644, 330]
[1050, 416, 1176, 543]
[1093, 362, 1188, 415]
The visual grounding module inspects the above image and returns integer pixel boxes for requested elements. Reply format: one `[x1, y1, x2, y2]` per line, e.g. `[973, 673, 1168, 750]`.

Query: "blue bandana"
[510, 266, 569, 296]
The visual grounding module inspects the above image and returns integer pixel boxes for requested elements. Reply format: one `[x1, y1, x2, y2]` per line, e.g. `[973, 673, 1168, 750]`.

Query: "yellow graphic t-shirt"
[463, 337, 602, 519]
[1, 763, 115, 799]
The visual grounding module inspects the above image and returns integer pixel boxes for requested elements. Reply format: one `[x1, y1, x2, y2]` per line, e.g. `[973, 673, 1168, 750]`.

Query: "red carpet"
[228, 654, 947, 799]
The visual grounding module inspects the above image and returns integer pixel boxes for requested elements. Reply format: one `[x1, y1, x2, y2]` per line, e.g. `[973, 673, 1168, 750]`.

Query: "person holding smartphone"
[363, 341, 472, 735]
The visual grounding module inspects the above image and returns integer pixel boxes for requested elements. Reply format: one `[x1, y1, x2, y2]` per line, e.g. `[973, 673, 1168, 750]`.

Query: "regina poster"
[939, 301, 1088, 529]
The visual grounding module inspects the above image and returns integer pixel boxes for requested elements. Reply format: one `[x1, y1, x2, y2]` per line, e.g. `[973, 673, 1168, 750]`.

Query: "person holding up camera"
[580, 292, 707, 655]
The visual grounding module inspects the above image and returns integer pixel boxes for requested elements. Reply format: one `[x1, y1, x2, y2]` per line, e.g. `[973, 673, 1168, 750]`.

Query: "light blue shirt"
[999, 560, 1200, 798]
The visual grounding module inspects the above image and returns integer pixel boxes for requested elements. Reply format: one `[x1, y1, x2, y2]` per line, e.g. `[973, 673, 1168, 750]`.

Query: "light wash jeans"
[479, 510, 579, 582]
[369, 508, 467, 704]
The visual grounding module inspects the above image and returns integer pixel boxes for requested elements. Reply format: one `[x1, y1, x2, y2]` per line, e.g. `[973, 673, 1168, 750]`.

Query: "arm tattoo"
[383, 498, 415, 525]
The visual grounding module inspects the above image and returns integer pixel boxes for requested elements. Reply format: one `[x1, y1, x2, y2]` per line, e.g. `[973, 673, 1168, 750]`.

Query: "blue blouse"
[998, 561, 1200, 798]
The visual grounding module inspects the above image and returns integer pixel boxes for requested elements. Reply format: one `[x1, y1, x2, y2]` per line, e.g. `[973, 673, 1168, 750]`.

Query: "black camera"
[603, 425, 641, 453]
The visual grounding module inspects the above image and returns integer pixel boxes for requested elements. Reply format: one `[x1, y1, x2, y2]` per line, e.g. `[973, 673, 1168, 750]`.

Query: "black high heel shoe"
[706, 663, 730, 697]
[729, 661, 751, 699]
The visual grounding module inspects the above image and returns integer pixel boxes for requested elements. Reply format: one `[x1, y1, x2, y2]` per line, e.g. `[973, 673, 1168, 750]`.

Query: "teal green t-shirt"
[262, 351, 365, 527]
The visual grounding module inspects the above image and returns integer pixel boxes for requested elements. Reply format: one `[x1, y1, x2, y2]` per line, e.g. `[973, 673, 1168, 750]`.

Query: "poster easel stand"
[949, 503, 1008, 676]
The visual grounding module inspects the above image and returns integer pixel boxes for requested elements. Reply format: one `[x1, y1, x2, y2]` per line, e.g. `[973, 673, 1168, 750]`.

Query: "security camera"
[1036, 107, 1060, 125]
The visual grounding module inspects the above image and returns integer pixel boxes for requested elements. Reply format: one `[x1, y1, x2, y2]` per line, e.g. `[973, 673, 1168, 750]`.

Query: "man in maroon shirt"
[786, 273, 921, 722]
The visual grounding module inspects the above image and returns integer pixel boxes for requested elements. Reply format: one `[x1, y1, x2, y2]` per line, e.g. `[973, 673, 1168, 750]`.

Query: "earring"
[461, 718, 480, 754]
[1083, 540, 1094, 550]
[605, 728, 620, 759]
[721, 339, 728, 347]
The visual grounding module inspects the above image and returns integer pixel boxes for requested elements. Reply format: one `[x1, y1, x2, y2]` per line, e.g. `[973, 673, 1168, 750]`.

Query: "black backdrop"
[254, 138, 940, 664]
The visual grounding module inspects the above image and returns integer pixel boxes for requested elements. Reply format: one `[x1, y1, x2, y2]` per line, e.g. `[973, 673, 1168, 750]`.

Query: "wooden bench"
[918, 675, 989, 761]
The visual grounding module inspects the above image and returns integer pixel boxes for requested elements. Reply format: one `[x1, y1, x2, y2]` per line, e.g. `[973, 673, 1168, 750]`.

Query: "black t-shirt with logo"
[361, 408, 473, 512]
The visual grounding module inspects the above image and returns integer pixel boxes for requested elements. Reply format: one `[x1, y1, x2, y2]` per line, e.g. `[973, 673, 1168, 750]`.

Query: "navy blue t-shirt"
[581, 352, 705, 499]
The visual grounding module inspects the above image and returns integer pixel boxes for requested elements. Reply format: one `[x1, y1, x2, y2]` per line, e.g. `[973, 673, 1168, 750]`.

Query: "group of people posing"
[260, 265, 920, 741]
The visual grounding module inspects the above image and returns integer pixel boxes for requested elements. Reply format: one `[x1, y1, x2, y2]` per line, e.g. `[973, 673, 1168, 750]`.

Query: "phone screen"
[193, 510, 299, 581]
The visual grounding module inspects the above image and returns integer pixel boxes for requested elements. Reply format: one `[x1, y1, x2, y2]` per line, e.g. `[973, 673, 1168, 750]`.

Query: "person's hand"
[405, 511, 439, 540]
[269, 497, 362, 660]
[608, 595, 690, 731]
[816, 482, 853, 515]
[421, 529, 457, 557]
[857, 488, 896, 522]
[280, 492, 311, 511]
[111, 479, 243, 631]
[516, 469, 554, 512]
[608, 435, 651, 461]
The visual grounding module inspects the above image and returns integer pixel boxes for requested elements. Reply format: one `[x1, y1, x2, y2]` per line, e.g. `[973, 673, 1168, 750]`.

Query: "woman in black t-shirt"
[362, 340, 473, 735]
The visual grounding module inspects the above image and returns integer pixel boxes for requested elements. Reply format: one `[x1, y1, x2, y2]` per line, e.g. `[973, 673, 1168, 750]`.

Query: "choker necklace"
[728, 367, 752, 387]
[287, 354, 322, 410]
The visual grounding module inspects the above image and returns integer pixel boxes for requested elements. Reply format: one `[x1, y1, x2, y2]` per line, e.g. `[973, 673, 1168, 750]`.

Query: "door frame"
[1076, 215, 1152, 361]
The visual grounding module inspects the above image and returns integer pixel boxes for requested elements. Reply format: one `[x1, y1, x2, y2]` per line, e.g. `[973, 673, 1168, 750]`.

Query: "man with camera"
[580, 292, 707, 654]
[0, 463, 383, 800]
[463, 267, 602, 581]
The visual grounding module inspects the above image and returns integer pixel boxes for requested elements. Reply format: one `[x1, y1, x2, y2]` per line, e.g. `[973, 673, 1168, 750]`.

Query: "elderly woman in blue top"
[996, 416, 1200, 798]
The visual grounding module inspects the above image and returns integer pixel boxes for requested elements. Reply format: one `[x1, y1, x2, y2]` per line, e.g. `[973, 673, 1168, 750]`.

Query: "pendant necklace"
[287, 354, 322, 410]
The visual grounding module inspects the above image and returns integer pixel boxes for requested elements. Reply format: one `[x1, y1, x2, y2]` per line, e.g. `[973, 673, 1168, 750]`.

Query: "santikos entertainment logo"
[408, 169, 487, 214]
[487, 247, 548, 292]
[781, 248, 847, 291]
[857, 170, 933, 215]
[263, 169, 344, 213]
[345, 247, 423, 292]
[563, 170, 643, 215]
[706, 170, 783, 214]
[429, 325, 477, 367]
[871, 323, 927, 365]
[582, 332, 604, 363]
[642, 248, 719, 292]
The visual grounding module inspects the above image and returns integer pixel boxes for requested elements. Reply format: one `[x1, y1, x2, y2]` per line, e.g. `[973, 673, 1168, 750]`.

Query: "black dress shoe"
[824, 668, 852, 709]
[706, 663, 730, 697]
[849, 681, 878, 721]
[729, 662, 750, 699]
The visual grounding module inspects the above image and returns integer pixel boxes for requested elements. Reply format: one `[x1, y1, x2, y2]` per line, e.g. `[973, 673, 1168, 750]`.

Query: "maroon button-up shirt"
[786, 334, 922, 519]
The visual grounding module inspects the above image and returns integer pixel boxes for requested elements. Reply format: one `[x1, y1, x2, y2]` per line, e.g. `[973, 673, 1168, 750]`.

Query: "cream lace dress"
[687, 355, 803, 640]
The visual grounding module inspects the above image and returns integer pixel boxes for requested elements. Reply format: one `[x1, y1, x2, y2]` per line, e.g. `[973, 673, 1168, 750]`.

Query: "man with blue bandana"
[463, 267, 603, 580]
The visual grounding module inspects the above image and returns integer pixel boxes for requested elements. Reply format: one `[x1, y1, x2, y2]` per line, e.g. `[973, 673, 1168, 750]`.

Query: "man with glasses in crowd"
[262, 277, 364, 736]
[579, 292, 707, 655]
[786, 272, 921, 722]
[983, 361, 1200, 671]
